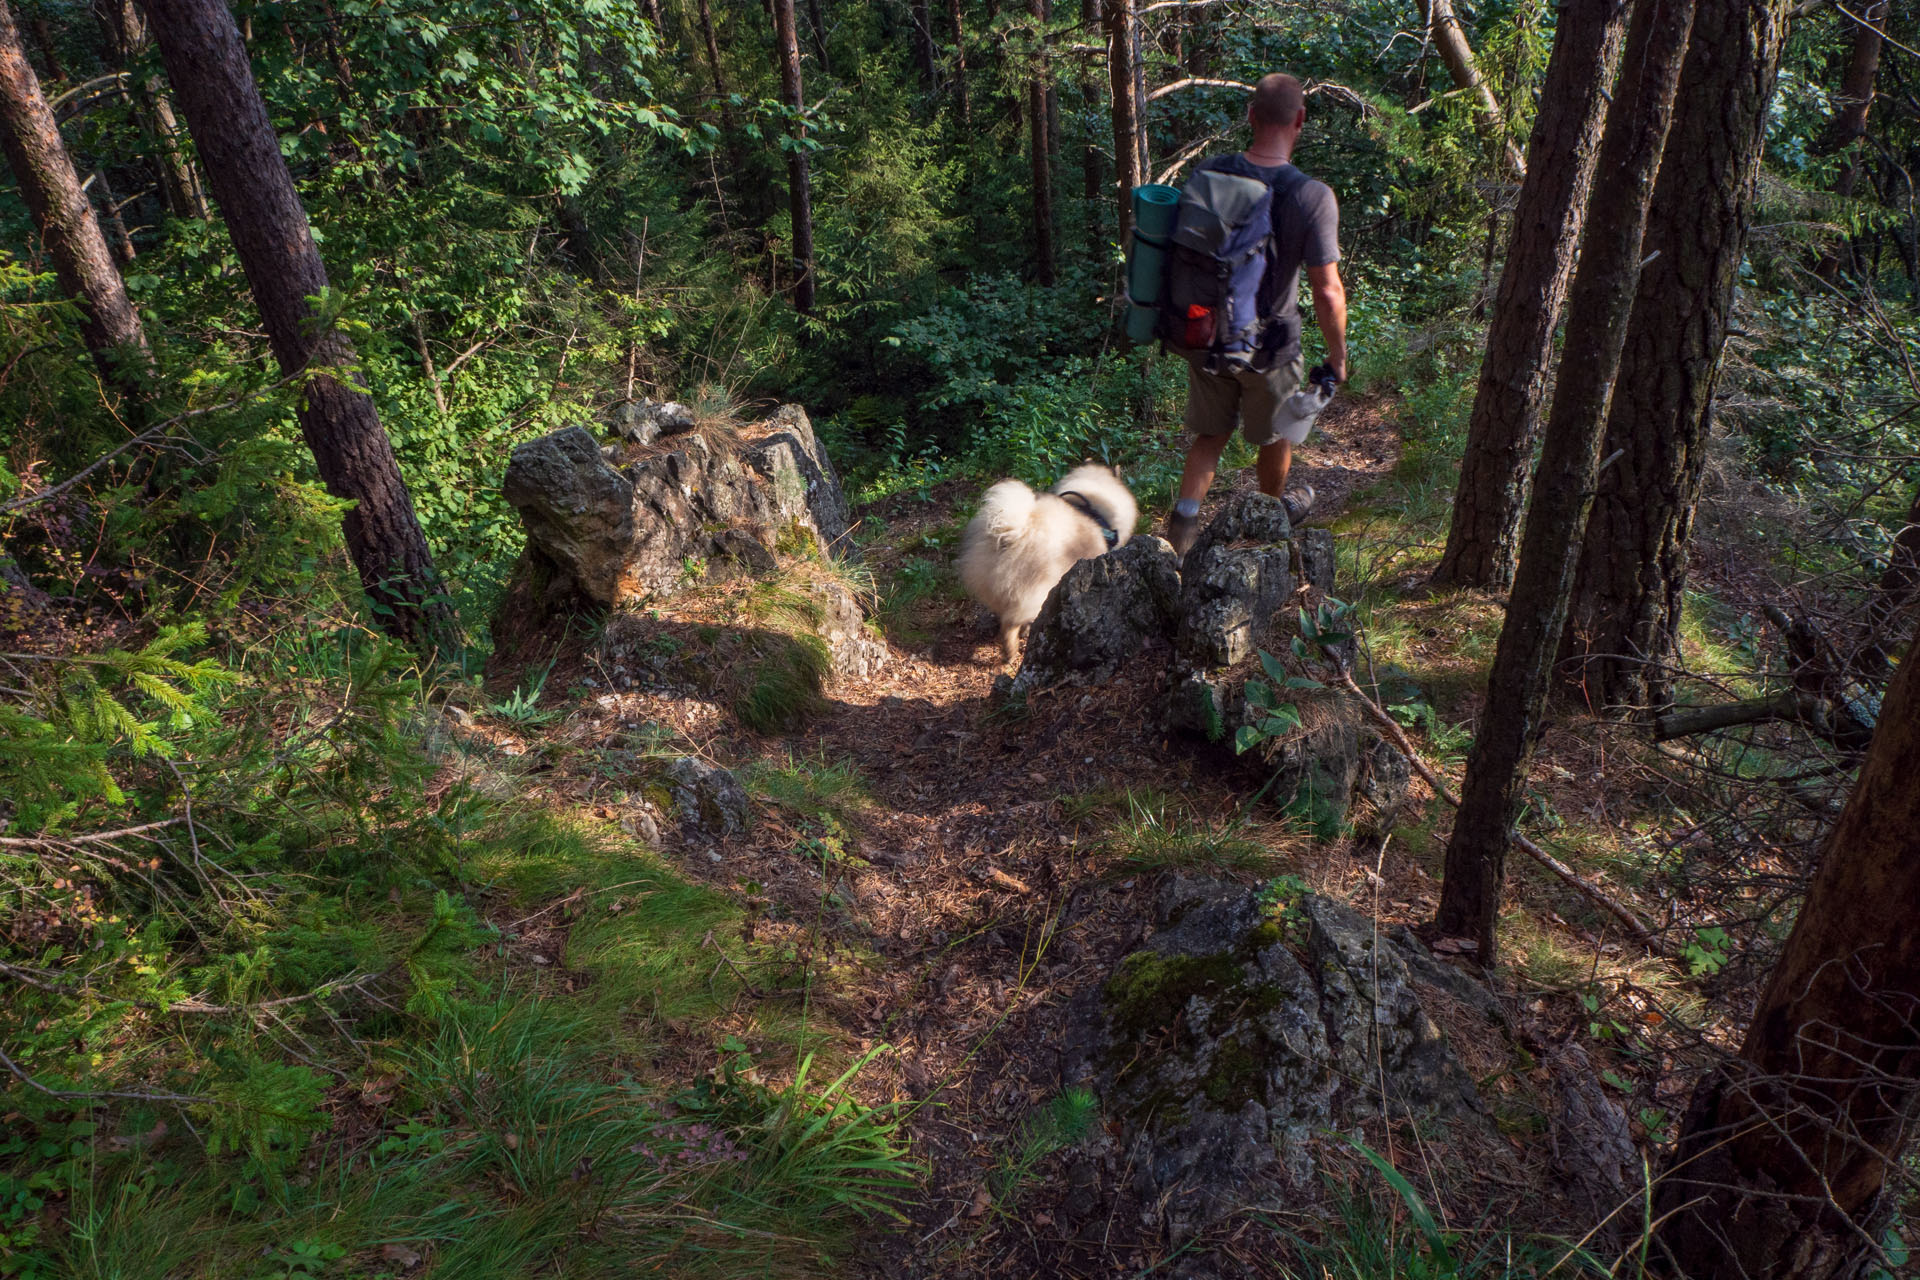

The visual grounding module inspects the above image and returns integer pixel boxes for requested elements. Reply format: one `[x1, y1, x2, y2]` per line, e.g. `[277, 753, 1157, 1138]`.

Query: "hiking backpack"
[1156, 158, 1313, 373]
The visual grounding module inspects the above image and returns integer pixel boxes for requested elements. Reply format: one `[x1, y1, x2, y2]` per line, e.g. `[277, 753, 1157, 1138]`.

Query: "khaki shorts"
[1181, 352, 1307, 447]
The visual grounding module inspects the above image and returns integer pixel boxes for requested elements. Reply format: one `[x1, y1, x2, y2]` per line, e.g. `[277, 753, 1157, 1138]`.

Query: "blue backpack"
[1157, 158, 1312, 373]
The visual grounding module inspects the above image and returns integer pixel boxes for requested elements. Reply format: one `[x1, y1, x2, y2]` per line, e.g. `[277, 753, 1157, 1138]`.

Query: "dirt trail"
[519, 398, 1410, 1276]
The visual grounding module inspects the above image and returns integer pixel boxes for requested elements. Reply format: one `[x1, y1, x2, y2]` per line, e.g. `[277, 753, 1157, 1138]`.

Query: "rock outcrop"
[1064, 875, 1490, 1243]
[1010, 537, 1183, 694]
[608, 397, 696, 445]
[666, 756, 750, 839]
[497, 405, 853, 620]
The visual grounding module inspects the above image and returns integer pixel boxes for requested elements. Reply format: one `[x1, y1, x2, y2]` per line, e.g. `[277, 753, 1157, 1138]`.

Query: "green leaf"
[1258, 650, 1290, 685]
[1233, 724, 1263, 755]
[1246, 679, 1275, 711]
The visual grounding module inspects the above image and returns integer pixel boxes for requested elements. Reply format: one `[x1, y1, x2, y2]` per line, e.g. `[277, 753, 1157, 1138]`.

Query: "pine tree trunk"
[805, 0, 832, 73]
[1432, 0, 1627, 591]
[693, 0, 749, 218]
[0, 0, 149, 393]
[1434, 0, 1697, 963]
[771, 0, 815, 313]
[1029, 0, 1054, 283]
[141, 0, 455, 652]
[1654, 632, 1920, 1280]
[1081, 0, 1101, 253]
[1814, 0, 1885, 279]
[1558, 0, 1790, 714]
[1105, 0, 1139, 243]
[908, 0, 936, 85]
[1418, 0, 1527, 175]
[97, 0, 206, 221]
[1130, 14, 1147, 179]
[948, 0, 969, 123]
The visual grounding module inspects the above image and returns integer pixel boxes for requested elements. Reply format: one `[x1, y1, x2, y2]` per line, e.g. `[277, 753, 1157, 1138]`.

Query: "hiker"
[1162, 72, 1347, 557]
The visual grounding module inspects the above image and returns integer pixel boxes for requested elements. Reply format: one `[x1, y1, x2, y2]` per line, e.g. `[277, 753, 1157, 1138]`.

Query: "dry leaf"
[966, 1185, 991, 1218]
[379, 1244, 423, 1270]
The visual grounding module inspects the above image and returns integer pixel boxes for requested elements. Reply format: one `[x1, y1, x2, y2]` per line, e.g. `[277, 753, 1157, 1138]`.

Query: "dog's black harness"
[1057, 490, 1120, 549]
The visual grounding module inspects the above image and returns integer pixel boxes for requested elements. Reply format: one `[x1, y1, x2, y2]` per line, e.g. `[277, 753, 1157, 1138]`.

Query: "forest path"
[502, 398, 1407, 1276]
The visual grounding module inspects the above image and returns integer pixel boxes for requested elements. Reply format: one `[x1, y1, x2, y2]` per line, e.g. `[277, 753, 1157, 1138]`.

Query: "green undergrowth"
[1067, 787, 1286, 874]
[0, 619, 909, 1279]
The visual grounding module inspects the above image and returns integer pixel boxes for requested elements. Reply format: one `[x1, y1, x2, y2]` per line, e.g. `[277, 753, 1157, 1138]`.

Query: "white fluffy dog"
[958, 464, 1137, 664]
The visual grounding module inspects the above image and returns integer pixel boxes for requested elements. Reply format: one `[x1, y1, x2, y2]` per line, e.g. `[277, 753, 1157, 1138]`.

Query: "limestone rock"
[665, 757, 749, 839]
[1175, 494, 1296, 670]
[808, 577, 889, 680]
[745, 405, 853, 556]
[1011, 537, 1182, 693]
[1354, 731, 1414, 835]
[497, 405, 856, 628]
[608, 397, 696, 445]
[1067, 876, 1487, 1243]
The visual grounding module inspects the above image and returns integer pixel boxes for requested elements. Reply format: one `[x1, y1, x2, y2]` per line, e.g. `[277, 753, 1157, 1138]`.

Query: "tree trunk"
[1434, 0, 1696, 963]
[0, 0, 149, 394]
[1861, 481, 1920, 673]
[1815, 0, 1886, 279]
[948, 0, 969, 123]
[693, 0, 749, 219]
[908, 0, 936, 85]
[96, 0, 206, 221]
[1417, 0, 1527, 175]
[1029, 0, 1054, 283]
[770, 0, 815, 313]
[805, 0, 832, 73]
[1106, 0, 1139, 243]
[141, 0, 455, 652]
[1432, 0, 1627, 592]
[1130, 12, 1147, 180]
[1081, 0, 1101, 253]
[1558, 0, 1790, 714]
[1654, 633, 1920, 1280]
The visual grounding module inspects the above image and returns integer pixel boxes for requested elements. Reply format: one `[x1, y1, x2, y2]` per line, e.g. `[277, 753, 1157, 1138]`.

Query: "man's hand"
[1306, 262, 1348, 383]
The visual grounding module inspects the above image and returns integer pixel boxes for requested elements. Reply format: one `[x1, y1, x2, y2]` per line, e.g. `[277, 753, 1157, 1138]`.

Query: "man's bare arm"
[1306, 262, 1348, 382]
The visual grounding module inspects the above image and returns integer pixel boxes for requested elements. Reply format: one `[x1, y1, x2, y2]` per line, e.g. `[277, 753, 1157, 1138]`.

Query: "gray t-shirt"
[1193, 154, 1341, 362]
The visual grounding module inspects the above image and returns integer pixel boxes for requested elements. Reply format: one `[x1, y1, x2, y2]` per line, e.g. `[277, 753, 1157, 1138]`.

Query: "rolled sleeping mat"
[1133, 183, 1181, 238]
[1126, 183, 1181, 307]
[1124, 300, 1159, 343]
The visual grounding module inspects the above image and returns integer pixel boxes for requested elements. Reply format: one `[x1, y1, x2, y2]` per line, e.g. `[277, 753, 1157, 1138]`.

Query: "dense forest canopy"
[1, 0, 1918, 1273]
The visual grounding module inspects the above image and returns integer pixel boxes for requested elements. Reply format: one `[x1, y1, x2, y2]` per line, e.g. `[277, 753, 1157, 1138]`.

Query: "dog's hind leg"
[998, 621, 1022, 665]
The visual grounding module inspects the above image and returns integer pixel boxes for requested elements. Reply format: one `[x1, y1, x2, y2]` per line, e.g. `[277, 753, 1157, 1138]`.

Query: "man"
[1164, 72, 1348, 556]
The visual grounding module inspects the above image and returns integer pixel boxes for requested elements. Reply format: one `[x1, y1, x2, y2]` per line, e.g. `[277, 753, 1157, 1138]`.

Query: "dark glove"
[1308, 363, 1340, 394]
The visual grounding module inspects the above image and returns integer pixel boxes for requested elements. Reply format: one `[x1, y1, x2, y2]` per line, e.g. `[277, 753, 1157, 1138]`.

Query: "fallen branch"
[1334, 669, 1668, 954]
[0, 1042, 211, 1105]
[0, 818, 184, 848]
[1654, 690, 1832, 741]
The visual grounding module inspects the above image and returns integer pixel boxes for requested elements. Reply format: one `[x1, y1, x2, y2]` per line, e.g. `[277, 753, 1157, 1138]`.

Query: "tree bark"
[1434, 0, 1697, 963]
[908, 0, 937, 85]
[1432, 0, 1628, 591]
[141, 0, 455, 652]
[948, 0, 969, 123]
[805, 0, 832, 73]
[1814, 0, 1886, 278]
[1081, 0, 1101, 253]
[770, 0, 815, 313]
[1655, 633, 1920, 1280]
[1029, 0, 1054, 283]
[95, 0, 206, 221]
[1106, 0, 1139, 244]
[1558, 0, 1790, 714]
[0, 0, 149, 395]
[1417, 0, 1527, 175]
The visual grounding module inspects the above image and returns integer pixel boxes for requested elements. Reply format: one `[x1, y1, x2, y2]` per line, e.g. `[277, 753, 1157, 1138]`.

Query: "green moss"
[1203, 1034, 1263, 1109]
[1104, 950, 1244, 1037]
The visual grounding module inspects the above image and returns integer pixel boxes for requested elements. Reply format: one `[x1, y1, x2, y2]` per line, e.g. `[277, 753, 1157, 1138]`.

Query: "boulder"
[1175, 494, 1296, 670]
[497, 406, 856, 623]
[745, 405, 854, 556]
[665, 757, 749, 839]
[608, 397, 696, 445]
[1011, 537, 1182, 693]
[1065, 876, 1487, 1243]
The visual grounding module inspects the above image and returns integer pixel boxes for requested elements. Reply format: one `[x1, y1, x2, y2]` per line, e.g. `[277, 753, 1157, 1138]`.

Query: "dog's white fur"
[958, 464, 1137, 664]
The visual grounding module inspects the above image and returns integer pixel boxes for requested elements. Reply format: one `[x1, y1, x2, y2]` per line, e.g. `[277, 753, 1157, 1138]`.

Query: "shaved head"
[1249, 73, 1305, 127]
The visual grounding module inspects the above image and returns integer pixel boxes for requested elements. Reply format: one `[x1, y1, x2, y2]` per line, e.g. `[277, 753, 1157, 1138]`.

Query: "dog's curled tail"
[974, 479, 1038, 548]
